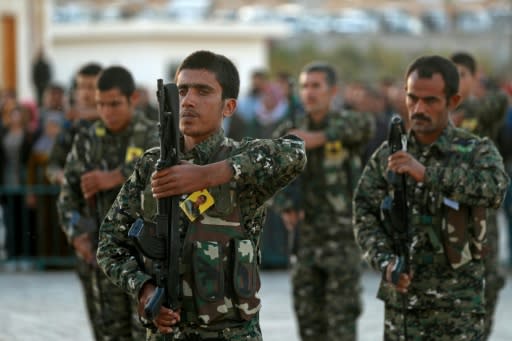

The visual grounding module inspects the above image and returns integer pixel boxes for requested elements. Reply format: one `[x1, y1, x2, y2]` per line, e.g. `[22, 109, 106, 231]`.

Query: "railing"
[0, 184, 75, 270]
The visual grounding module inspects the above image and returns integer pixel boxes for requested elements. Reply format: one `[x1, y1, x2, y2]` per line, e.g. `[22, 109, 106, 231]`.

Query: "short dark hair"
[77, 62, 103, 77]
[405, 55, 459, 99]
[97, 65, 136, 98]
[175, 50, 240, 100]
[450, 52, 477, 76]
[301, 62, 337, 87]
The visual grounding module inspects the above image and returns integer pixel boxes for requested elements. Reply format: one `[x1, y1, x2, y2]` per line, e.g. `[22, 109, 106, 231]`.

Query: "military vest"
[141, 142, 261, 327]
[411, 134, 487, 270]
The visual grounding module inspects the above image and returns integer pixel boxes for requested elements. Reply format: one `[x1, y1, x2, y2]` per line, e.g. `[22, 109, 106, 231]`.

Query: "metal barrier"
[0, 184, 75, 270]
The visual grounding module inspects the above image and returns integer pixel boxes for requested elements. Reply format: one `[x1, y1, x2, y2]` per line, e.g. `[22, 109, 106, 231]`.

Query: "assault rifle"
[381, 114, 409, 339]
[128, 79, 181, 327]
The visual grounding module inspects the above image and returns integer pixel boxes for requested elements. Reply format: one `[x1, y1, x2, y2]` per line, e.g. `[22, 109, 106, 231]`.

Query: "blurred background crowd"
[0, 0, 512, 272]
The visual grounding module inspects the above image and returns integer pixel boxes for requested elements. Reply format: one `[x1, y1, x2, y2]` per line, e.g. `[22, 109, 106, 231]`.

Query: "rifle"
[381, 114, 409, 339]
[128, 79, 181, 328]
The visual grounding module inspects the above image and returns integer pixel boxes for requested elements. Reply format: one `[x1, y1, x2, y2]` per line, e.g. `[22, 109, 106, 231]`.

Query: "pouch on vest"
[233, 239, 261, 320]
[190, 240, 226, 324]
[441, 204, 473, 269]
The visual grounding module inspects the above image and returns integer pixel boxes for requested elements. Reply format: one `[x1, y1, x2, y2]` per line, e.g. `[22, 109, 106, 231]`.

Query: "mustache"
[181, 110, 198, 117]
[411, 113, 431, 122]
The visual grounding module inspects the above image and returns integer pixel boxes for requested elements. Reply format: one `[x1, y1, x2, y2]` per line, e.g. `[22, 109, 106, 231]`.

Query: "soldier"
[353, 55, 509, 340]
[450, 51, 509, 340]
[57, 65, 159, 340]
[46, 62, 103, 339]
[46, 62, 103, 186]
[274, 62, 374, 340]
[96, 50, 306, 340]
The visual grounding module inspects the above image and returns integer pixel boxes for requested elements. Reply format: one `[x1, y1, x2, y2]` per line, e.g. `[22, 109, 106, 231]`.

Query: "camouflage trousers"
[291, 244, 362, 341]
[483, 209, 505, 340]
[146, 317, 262, 341]
[76, 258, 146, 341]
[384, 306, 484, 341]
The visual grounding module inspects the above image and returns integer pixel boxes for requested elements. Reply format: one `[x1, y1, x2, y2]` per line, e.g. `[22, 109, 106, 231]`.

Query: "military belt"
[179, 318, 257, 340]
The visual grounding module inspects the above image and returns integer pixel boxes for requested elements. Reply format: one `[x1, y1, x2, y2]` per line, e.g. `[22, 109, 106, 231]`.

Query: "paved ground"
[0, 268, 511, 341]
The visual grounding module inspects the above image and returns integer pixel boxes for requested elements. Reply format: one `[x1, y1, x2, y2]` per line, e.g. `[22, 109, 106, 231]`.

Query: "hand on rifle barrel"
[72, 233, 96, 265]
[139, 282, 181, 334]
[386, 257, 413, 294]
[387, 150, 425, 182]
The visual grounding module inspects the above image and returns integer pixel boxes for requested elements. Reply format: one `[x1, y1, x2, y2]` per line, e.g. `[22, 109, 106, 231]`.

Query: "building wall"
[0, 0, 33, 100]
[48, 21, 288, 102]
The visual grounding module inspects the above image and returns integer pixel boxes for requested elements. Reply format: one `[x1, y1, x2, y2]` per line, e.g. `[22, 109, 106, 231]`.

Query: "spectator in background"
[135, 86, 159, 121]
[1, 89, 18, 129]
[358, 84, 390, 165]
[31, 48, 52, 108]
[39, 83, 66, 123]
[0, 105, 38, 269]
[26, 113, 67, 257]
[245, 82, 289, 138]
[237, 68, 269, 122]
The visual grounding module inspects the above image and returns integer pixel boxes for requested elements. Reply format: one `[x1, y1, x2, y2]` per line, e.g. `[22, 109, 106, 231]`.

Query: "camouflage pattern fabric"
[274, 110, 374, 340]
[383, 305, 484, 341]
[46, 118, 97, 184]
[147, 317, 262, 340]
[457, 92, 508, 339]
[57, 112, 159, 340]
[354, 124, 509, 338]
[96, 129, 306, 341]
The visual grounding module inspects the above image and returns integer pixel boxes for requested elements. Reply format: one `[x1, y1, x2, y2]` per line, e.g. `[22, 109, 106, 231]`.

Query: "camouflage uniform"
[57, 112, 158, 340]
[96, 130, 306, 341]
[47, 117, 100, 338]
[457, 92, 508, 339]
[353, 124, 509, 340]
[275, 110, 374, 341]
[46, 118, 97, 185]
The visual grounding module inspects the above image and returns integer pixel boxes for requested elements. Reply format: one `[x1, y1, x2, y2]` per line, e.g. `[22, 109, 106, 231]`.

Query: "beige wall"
[48, 21, 289, 99]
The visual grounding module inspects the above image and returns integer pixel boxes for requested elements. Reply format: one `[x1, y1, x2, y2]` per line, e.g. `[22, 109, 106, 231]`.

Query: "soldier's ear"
[222, 98, 237, 118]
[447, 93, 461, 111]
[128, 90, 139, 106]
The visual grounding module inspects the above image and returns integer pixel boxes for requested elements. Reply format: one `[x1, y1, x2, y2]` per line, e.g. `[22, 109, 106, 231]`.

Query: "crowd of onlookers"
[1, 61, 512, 271]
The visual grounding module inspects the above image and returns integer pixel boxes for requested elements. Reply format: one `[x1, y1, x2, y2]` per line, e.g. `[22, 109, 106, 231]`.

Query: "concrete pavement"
[0, 269, 511, 341]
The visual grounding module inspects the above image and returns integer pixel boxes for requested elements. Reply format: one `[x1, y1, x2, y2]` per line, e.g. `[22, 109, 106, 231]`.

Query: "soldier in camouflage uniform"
[57, 65, 158, 340]
[353, 55, 510, 340]
[274, 62, 374, 341]
[46, 62, 103, 339]
[96, 50, 306, 341]
[450, 51, 508, 340]
[47, 62, 103, 186]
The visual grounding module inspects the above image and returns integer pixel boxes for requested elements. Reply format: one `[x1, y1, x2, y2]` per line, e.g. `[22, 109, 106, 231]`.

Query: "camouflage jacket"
[274, 110, 374, 245]
[353, 124, 509, 311]
[459, 91, 508, 144]
[96, 129, 306, 303]
[57, 112, 159, 242]
[46, 118, 97, 184]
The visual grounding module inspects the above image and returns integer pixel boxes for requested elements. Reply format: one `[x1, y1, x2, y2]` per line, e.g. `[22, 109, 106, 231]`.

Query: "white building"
[0, 0, 289, 102]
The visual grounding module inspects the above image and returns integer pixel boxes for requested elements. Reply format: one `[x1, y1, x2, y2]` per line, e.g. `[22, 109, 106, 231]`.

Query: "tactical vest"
[87, 114, 148, 168]
[141, 142, 261, 327]
[414, 136, 487, 270]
